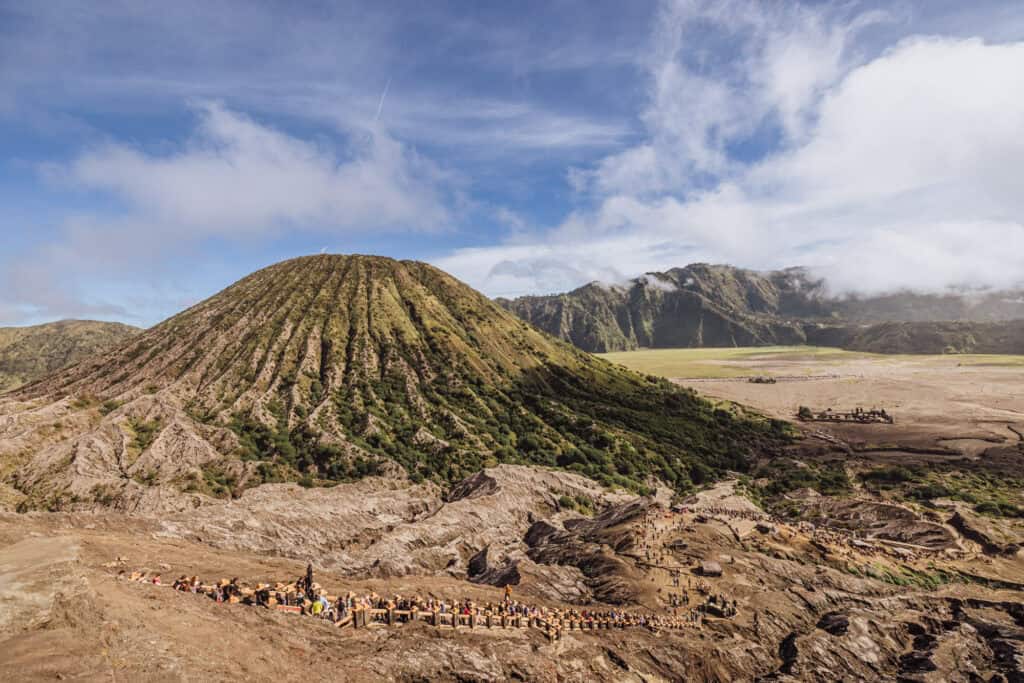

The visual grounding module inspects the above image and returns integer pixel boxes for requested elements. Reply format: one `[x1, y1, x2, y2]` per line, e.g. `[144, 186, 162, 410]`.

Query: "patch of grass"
[597, 346, 880, 379]
[71, 395, 97, 410]
[951, 354, 1024, 368]
[869, 564, 959, 589]
[128, 417, 163, 452]
[90, 483, 120, 506]
[754, 458, 851, 497]
[597, 346, 1024, 380]
[884, 468, 1024, 516]
[99, 399, 122, 416]
[975, 500, 1024, 518]
[195, 463, 240, 499]
[227, 413, 384, 485]
[860, 466, 920, 490]
[557, 493, 596, 515]
[133, 469, 158, 486]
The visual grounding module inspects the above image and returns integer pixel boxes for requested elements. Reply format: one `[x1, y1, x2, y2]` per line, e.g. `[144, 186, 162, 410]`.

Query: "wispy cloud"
[3, 0, 1024, 326]
[1, 102, 456, 323]
[60, 101, 452, 235]
[439, 1, 1024, 298]
[0, 1, 635, 158]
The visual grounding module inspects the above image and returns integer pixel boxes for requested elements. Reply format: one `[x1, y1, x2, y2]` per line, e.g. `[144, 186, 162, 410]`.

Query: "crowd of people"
[116, 564, 709, 636]
[691, 506, 772, 523]
[635, 508, 741, 625]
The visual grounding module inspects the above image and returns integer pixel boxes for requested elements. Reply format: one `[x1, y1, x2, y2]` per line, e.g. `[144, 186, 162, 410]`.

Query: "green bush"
[129, 418, 162, 452]
[861, 466, 918, 485]
[99, 399, 122, 416]
[975, 500, 1024, 518]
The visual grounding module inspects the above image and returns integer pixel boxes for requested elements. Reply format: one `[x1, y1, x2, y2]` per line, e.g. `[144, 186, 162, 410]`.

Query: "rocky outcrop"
[794, 498, 958, 550]
[154, 464, 632, 585]
[816, 612, 850, 636]
[949, 510, 1024, 557]
[524, 500, 653, 604]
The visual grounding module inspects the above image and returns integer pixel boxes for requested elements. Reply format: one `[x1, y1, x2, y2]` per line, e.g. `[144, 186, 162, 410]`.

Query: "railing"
[119, 575, 701, 643]
[345, 607, 562, 639]
[337, 606, 698, 640]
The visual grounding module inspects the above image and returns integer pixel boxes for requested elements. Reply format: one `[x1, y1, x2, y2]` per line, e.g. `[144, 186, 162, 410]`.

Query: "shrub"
[99, 399, 122, 416]
[129, 418, 163, 452]
[861, 467, 918, 486]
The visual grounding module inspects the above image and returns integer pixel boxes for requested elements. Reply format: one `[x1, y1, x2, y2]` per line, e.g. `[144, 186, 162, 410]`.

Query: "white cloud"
[637, 273, 677, 292]
[568, 1, 883, 197]
[440, 3, 1024, 299]
[2, 102, 457, 324]
[63, 101, 451, 236]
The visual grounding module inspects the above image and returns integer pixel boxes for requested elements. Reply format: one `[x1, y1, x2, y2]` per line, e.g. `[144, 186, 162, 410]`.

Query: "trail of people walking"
[114, 562, 720, 641]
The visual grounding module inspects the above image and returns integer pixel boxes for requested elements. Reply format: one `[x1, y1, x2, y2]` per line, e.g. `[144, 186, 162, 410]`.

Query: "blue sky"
[2, 0, 1024, 327]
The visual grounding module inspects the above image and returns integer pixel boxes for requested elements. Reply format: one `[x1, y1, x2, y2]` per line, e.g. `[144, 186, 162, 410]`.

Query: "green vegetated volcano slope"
[0, 320, 140, 392]
[20, 255, 786, 494]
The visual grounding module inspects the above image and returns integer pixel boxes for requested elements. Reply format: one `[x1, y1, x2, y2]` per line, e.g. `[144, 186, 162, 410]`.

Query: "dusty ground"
[1, 472, 1023, 682]
[645, 350, 1024, 454]
[2, 349, 1023, 681]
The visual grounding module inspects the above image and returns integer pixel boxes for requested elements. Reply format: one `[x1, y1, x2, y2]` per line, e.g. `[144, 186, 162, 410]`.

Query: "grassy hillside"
[599, 346, 878, 379]
[599, 345, 1024, 381]
[501, 263, 1024, 353]
[0, 320, 139, 392]
[808, 320, 1024, 355]
[499, 264, 818, 352]
[18, 255, 789, 500]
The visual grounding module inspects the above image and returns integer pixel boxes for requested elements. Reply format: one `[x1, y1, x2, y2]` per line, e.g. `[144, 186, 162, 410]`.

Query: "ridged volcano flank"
[6, 255, 785, 509]
[29, 255, 578, 413]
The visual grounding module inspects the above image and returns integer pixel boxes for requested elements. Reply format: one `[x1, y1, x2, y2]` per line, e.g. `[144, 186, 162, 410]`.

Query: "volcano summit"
[2, 255, 783, 512]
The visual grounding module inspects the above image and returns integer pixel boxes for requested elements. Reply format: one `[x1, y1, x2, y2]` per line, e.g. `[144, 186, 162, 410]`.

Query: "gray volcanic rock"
[525, 499, 652, 604]
[792, 497, 958, 550]
[949, 510, 1024, 557]
[158, 464, 632, 584]
[816, 612, 850, 636]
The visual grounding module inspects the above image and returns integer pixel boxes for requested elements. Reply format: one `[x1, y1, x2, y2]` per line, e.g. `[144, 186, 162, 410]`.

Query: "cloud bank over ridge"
[2, 0, 1023, 324]
[439, 2, 1024, 299]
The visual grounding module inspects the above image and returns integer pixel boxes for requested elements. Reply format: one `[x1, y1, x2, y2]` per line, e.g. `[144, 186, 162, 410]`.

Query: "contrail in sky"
[374, 78, 392, 122]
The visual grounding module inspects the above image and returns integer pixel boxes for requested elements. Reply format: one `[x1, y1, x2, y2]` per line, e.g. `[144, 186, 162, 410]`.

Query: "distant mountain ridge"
[498, 263, 1024, 353]
[811, 320, 1024, 355]
[0, 320, 140, 392]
